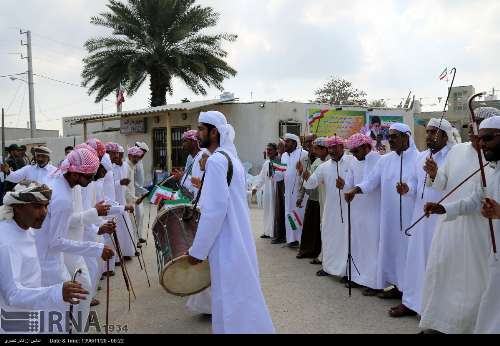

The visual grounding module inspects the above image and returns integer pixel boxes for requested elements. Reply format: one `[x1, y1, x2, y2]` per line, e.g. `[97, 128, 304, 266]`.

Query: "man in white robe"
[345, 123, 419, 298]
[187, 111, 275, 334]
[134, 142, 150, 244]
[303, 136, 355, 279]
[5, 146, 56, 185]
[343, 133, 382, 294]
[390, 119, 455, 317]
[425, 115, 500, 334]
[35, 148, 114, 333]
[0, 182, 89, 334]
[418, 109, 497, 334]
[274, 134, 309, 247]
[110, 145, 137, 260]
[252, 143, 279, 239]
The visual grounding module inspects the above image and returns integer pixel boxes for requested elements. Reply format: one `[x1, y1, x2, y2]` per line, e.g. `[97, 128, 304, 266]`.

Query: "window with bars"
[153, 128, 168, 171]
[171, 127, 190, 169]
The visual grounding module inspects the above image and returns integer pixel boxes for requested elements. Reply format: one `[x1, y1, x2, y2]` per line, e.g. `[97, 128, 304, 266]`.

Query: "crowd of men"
[0, 139, 150, 333]
[252, 109, 500, 334]
[0, 107, 499, 335]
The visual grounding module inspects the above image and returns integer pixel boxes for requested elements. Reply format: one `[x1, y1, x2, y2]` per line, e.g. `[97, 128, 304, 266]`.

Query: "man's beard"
[37, 162, 48, 168]
[484, 146, 500, 162]
[199, 136, 210, 149]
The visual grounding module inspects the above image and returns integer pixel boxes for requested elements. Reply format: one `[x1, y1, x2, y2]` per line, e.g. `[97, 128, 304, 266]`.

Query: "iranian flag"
[439, 68, 448, 81]
[272, 160, 287, 173]
[287, 210, 303, 231]
[308, 109, 329, 126]
[149, 186, 190, 205]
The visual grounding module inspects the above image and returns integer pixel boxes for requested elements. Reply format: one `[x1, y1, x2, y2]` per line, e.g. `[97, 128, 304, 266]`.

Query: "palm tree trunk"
[149, 73, 168, 107]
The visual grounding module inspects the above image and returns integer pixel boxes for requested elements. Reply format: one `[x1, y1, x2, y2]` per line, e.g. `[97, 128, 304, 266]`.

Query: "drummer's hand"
[172, 169, 183, 180]
[187, 254, 203, 265]
[98, 221, 116, 235]
[125, 205, 134, 213]
[191, 177, 202, 189]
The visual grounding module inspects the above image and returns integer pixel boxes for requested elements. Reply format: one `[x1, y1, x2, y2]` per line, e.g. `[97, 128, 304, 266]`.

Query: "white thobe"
[180, 151, 205, 198]
[357, 147, 419, 289]
[304, 155, 355, 277]
[439, 161, 499, 334]
[344, 152, 382, 288]
[402, 147, 450, 314]
[6, 163, 56, 185]
[64, 185, 102, 330]
[189, 149, 275, 334]
[185, 150, 212, 315]
[0, 220, 65, 334]
[112, 164, 136, 257]
[275, 148, 309, 244]
[253, 160, 275, 237]
[101, 158, 118, 274]
[134, 160, 147, 240]
[36, 175, 104, 287]
[419, 143, 490, 334]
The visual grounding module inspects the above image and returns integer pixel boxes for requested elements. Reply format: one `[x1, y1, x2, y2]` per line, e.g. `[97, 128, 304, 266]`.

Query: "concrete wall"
[61, 102, 415, 179]
[0, 128, 59, 142]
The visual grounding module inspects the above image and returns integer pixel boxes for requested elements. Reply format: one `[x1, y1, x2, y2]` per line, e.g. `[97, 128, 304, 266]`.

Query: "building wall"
[0, 128, 59, 142]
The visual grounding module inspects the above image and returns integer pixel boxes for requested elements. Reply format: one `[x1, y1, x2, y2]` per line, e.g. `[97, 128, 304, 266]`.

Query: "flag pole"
[2, 108, 6, 200]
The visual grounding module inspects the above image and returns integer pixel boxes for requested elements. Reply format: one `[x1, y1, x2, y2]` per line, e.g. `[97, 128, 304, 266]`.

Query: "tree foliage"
[368, 99, 387, 108]
[82, 0, 237, 107]
[314, 77, 367, 106]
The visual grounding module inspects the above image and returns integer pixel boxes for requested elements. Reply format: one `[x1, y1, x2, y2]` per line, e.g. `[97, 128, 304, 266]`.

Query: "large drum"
[151, 204, 211, 297]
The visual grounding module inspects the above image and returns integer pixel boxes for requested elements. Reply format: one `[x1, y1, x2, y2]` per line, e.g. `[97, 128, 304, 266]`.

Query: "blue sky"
[0, 0, 499, 132]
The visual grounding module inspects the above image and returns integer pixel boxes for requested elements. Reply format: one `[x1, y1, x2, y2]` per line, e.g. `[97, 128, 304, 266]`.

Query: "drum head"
[161, 255, 211, 297]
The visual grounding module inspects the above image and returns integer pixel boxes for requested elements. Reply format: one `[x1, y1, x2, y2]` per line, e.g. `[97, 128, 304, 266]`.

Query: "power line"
[0, 72, 27, 79]
[33, 73, 85, 88]
[5, 80, 23, 113]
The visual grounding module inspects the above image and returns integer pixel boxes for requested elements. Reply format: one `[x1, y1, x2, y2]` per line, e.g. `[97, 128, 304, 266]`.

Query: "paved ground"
[94, 204, 420, 334]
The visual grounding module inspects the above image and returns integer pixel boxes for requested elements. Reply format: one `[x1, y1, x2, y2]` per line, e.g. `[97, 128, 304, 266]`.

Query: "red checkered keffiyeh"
[326, 136, 345, 148]
[105, 142, 120, 153]
[53, 147, 100, 176]
[346, 133, 373, 150]
[128, 146, 144, 157]
[85, 138, 106, 158]
[182, 130, 199, 141]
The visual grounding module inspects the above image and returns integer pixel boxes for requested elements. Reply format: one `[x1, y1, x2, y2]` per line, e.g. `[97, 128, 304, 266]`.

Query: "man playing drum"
[187, 111, 275, 334]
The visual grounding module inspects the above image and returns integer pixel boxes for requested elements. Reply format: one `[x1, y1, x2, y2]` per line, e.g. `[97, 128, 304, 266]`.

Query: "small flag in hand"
[287, 210, 303, 231]
[271, 160, 287, 173]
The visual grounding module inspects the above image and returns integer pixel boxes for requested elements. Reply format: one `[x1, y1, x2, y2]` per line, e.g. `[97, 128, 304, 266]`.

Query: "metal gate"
[153, 128, 167, 171]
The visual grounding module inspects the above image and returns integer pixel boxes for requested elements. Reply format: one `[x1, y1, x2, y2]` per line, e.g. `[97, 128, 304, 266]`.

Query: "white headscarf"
[389, 123, 417, 150]
[199, 111, 238, 157]
[284, 133, 302, 148]
[475, 107, 500, 120]
[480, 116, 500, 130]
[0, 182, 52, 221]
[427, 118, 457, 147]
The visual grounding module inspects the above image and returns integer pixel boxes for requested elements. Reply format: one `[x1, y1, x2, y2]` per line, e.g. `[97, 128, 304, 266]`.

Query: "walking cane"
[336, 160, 344, 224]
[347, 202, 352, 297]
[121, 214, 144, 271]
[68, 268, 83, 334]
[125, 214, 151, 287]
[399, 150, 404, 233]
[106, 260, 110, 335]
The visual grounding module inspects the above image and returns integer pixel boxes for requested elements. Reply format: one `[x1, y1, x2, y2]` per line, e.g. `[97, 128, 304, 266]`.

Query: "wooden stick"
[399, 150, 404, 233]
[106, 260, 110, 335]
[405, 165, 485, 235]
[347, 202, 352, 298]
[122, 214, 143, 271]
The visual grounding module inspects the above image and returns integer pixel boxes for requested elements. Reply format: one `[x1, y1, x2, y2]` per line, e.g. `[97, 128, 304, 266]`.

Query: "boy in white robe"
[187, 111, 275, 334]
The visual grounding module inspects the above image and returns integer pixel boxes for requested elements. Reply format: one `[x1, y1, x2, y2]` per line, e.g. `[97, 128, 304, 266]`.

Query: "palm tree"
[82, 0, 237, 107]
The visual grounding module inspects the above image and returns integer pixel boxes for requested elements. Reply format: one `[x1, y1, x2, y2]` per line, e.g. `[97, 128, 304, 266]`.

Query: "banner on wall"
[307, 109, 366, 138]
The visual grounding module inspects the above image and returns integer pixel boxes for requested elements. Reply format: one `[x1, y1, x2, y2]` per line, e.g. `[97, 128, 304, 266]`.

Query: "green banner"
[307, 109, 366, 138]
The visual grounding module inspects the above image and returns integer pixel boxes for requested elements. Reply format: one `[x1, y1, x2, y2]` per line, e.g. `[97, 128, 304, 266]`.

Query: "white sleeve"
[0, 245, 65, 309]
[303, 166, 323, 190]
[253, 162, 267, 190]
[358, 159, 382, 194]
[189, 156, 229, 261]
[5, 165, 29, 183]
[48, 202, 104, 258]
[443, 185, 483, 221]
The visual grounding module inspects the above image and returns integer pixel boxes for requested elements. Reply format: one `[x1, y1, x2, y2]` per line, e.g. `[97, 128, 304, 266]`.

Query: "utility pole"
[20, 29, 36, 138]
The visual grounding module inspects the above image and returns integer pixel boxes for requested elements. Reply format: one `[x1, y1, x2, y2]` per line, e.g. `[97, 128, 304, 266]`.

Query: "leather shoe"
[363, 288, 383, 297]
[344, 281, 362, 289]
[316, 270, 331, 277]
[260, 235, 271, 239]
[377, 287, 403, 299]
[389, 304, 417, 318]
[90, 299, 100, 307]
[271, 238, 286, 245]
